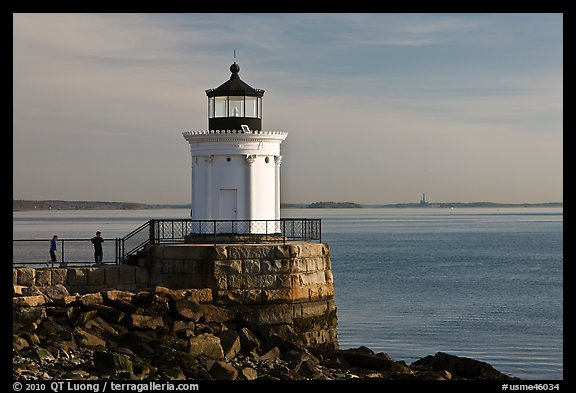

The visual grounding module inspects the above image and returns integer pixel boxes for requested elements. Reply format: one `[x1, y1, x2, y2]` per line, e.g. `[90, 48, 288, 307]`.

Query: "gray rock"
[13, 307, 47, 331]
[84, 317, 119, 340]
[261, 331, 301, 353]
[162, 367, 186, 380]
[72, 310, 99, 326]
[61, 370, 91, 379]
[172, 320, 195, 333]
[173, 300, 203, 322]
[411, 352, 518, 380]
[126, 315, 164, 330]
[22, 285, 44, 296]
[73, 326, 106, 349]
[209, 360, 238, 380]
[22, 332, 41, 346]
[46, 306, 74, 319]
[238, 327, 262, 353]
[77, 292, 104, 307]
[93, 350, 133, 374]
[269, 365, 294, 380]
[240, 367, 258, 380]
[13, 295, 48, 308]
[188, 333, 224, 359]
[258, 347, 281, 363]
[13, 335, 30, 351]
[336, 349, 411, 373]
[294, 359, 321, 379]
[47, 330, 78, 352]
[201, 304, 236, 323]
[87, 305, 125, 324]
[109, 344, 134, 357]
[132, 292, 171, 317]
[216, 329, 241, 361]
[105, 298, 142, 315]
[320, 356, 350, 370]
[31, 346, 56, 365]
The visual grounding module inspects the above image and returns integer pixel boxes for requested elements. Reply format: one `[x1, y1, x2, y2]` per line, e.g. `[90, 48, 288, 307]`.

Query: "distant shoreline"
[13, 199, 562, 212]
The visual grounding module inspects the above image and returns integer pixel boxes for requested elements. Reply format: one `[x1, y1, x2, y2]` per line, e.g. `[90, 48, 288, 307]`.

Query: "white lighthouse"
[183, 62, 287, 234]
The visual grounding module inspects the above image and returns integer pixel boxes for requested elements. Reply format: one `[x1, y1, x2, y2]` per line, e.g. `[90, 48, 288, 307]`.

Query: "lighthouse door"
[219, 189, 238, 220]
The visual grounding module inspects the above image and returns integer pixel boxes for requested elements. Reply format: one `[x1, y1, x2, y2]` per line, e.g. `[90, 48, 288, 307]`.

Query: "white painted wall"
[183, 131, 287, 234]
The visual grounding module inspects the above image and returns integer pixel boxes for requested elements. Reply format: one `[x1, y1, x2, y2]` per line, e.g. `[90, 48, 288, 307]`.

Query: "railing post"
[116, 238, 120, 264]
[60, 239, 64, 267]
[282, 220, 286, 246]
[213, 220, 217, 246]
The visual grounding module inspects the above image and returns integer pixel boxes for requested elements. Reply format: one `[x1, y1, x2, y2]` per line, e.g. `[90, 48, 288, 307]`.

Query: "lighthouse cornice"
[183, 130, 287, 144]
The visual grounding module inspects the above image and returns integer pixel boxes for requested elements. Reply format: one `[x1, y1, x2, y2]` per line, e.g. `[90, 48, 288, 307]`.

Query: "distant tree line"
[306, 201, 363, 208]
[13, 200, 162, 211]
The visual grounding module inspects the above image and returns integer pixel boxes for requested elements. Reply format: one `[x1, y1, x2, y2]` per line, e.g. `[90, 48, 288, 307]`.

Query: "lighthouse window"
[265, 156, 270, 163]
[226, 157, 231, 162]
[245, 96, 257, 118]
[228, 96, 244, 117]
[214, 97, 227, 117]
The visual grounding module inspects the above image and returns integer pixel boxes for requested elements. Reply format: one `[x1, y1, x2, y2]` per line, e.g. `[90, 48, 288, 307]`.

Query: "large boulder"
[411, 352, 519, 380]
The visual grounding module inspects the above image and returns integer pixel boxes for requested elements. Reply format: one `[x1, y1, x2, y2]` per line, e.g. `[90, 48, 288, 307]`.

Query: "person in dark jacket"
[49, 234, 58, 266]
[91, 231, 104, 264]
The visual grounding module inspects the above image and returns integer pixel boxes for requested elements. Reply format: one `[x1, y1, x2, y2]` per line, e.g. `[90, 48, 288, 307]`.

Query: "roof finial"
[230, 50, 240, 77]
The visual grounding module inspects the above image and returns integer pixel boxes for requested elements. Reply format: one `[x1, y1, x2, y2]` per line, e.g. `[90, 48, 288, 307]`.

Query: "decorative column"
[190, 152, 195, 218]
[274, 155, 283, 221]
[205, 155, 213, 219]
[246, 154, 257, 224]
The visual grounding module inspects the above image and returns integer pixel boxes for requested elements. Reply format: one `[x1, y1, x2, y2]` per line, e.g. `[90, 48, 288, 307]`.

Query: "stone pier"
[13, 242, 338, 350]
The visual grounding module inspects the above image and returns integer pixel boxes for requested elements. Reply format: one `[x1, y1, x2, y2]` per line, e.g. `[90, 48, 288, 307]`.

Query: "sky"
[13, 13, 563, 205]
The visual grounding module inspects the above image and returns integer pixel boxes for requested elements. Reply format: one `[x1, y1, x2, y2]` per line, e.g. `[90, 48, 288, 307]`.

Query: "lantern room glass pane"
[258, 97, 262, 118]
[215, 97, 227, 117]
[228, 96, 244, 117]
[208, 97, 215, 118]
[245, 96, 257, 118]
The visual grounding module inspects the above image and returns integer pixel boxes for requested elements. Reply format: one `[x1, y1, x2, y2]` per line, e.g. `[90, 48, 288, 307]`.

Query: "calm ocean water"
[13, 207, 563, 380]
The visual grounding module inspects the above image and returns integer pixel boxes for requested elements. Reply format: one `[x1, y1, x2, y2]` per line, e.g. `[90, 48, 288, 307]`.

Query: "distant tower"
[420, 193, 427, 205]
[183, 62, 287, 233]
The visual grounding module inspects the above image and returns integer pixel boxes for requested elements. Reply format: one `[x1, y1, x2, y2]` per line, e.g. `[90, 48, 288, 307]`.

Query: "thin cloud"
[13, 13, 563, 204]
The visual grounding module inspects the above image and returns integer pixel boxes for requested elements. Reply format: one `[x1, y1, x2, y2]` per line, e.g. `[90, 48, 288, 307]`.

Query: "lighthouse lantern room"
[183, 62, 287, 234]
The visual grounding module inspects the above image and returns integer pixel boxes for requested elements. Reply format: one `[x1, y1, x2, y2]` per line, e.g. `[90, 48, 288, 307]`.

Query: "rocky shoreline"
[13, 284, 519, 381]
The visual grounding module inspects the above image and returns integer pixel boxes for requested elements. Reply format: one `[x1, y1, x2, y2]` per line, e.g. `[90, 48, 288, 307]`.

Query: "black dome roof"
[206, 62, 264, 97]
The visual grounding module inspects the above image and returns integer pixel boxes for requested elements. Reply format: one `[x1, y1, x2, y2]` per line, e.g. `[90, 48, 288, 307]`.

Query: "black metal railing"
[12, 238, 123, 268]
[13, 218, 321, 267]
[121, 218, 321, 257]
